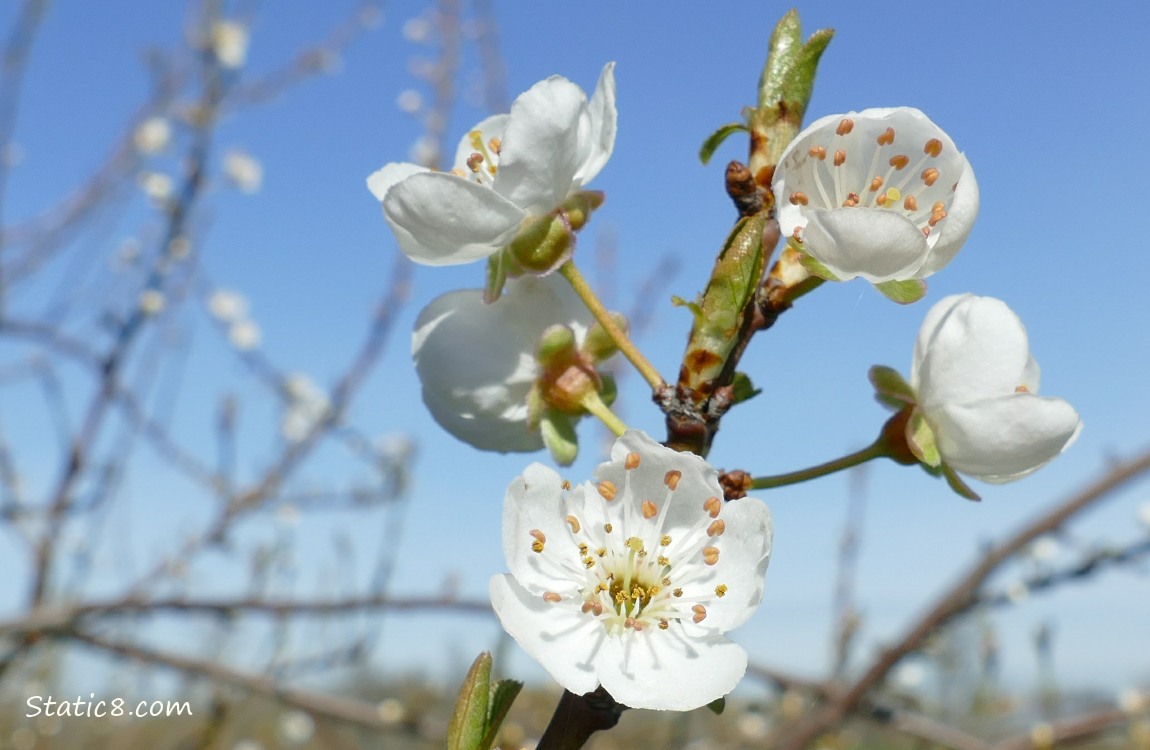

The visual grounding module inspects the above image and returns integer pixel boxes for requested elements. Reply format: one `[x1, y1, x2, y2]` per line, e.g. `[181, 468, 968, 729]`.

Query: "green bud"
[508, 213, 573, 273]
[540, 410, 579, 466]
[536, 324, 578, 369]
[582, 312, 629, 361]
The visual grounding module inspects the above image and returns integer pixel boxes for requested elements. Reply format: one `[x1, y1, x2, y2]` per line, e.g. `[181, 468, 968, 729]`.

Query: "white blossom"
[208, 289, 248, 323]
[133, 117, 172, 154]
[490, 431, 772, 710]
[211, 21, 249, 69]
[774, 107, 978, 283]
[228, 319, 261, 350]
[137, 290, 165, 315]
[223, 150, 263, 193]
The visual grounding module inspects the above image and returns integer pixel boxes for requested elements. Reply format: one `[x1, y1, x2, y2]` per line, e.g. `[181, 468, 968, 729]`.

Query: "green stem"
[580, 391, 628, 437]
[751, 439, 888, 490]
[558, 261, 666, 391]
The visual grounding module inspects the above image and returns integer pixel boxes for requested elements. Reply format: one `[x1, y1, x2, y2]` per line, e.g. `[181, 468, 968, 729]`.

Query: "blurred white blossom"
[138, 171, 173, 204]
[137, 289, 166, 315]
[228, 319, 261, 350]
[211, 20, 249, 69]
[396, 89, 423, 114]
[224, 150, 263, 193]
[134, 117, 172, 154]
[208, 289, 248, 323]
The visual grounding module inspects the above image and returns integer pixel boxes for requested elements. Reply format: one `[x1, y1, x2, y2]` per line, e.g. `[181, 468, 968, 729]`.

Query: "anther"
[488, 137, 502, 155]
[1015, 384, 1030, 393]
[660, 534, 672, 546]
[843, 192, 860, 208]
[625, 452, 641, 470]
[662, 576, 672, 586]
[582, 601, 594, 613]
[624, 617, 636, 629]
[597, 547, 607, 557]
[715, 584, 728, 597]
[530, 529, 546, 553]
[642, 500, 658, 519]
[692, 604, 708, 623]
[565, 515, 581, 533]
[836, 118, 854, 136]
[904, 195, 918, 211]
[707, 520, 726, 537]
[703, 547, 720, 566]
[604, 523, 613, 533]
[597, 481, 617, 501]
[658, 619, 670, 630]
[449, 168, 467, 178]
[789, 191, 810, 206]
[869, 177, 884, 192]
[663, 470, 682, 490]
[808, 145, 827, 160]
[673, 588, 683, 597]
[578, 543, 588, 556]
[466, 153, 485, 173]
[924, 138, 943, 157]
[889, 154, 910, 170]
[877, 127, 895, 146]
[703, 497, 722, 518]
[921, 167, 939, 186]
[657, 555, 670, 566]
[543, 591, 562, 603]
[561, 480, 572, 490]
[592, 602, 603, 616]
[833, 149, 846, 167]
[626, 536, 644, 553]
[876, 194, 887, 207]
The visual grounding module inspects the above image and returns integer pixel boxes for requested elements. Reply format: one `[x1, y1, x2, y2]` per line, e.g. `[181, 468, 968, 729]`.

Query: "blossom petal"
[918, 155, 979, 276]
[802, 207, 929, 283]
[596, 632, 747, 710]
[366, 162, 427, 202]
[490, 574, 603, 695]
[700, 496, 772, 632]
[571, 62, 617, 189]
[384, 171, 525, 265]
[494, 75, 589, 213]
[912, 294, 1031, 408]
[452, 114, 509, 173]
[928, 394, 1082, 482]
[502, 464, 584, 590]
[420, 384, 539, 453]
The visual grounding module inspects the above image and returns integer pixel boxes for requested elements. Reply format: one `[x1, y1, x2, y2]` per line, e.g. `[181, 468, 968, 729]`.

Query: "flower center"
[450, 130, 502, 185]
[785, 117, 962, 243]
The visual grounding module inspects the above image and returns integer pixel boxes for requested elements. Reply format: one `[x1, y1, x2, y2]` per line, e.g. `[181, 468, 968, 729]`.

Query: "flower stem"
[558, 260, 666, 390]
[580, 391, 628, 437]
[750, 439, 888, 490]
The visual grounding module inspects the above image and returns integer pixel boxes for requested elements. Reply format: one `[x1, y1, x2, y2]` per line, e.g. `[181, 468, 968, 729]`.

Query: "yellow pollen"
[889, 154, 910, 170]
[597, 481, 617, 501]
[808, 145, 827, 160]
[662, 576, 672, 586]
[835, 118, 854, 136]
[833, 149, 846, 167]
[869, 176, 884, 192]
[660, 534, 672, 546]
[488, 137, 502, 155]
[657, 555, 670, 566]
[566, 515, 581, 533]
[789, 191, 810, 206]
[595, 582, 608, 593]
[583, 557, 595, 569]
[707, 520, 726, 537]
[543, 591, 562, 603]
[922, 167, 940, 186]
[642, 500, 658, 519]
[703, 496, 722, 518]
[924, 138, 943, 157]
[578, 543, 589, 555]
[673, 588, 683, 597]
[664, 470, 682, 490]
[531, 541, 544, 553]
[703, 546, 720, 565]
[649, 584, 661, 596]
[625, 452, 641, 470]
[597, 547, 607, 557]
[604, 523, 613, 533]
[626, 536, 644, 553]
[449, 167, 467, 178]
[884, 187, 901, 206]
[658, 619, 670, 630]
[692, 604, 707, 623]
[466, 152, 484, 173]
[1015, 384, 1030, 393]
[638, 549, 648, 558]
[561, 480, 571, 490]
[904, 195, 919, 211]
[715, 584, 728, 598]
[877, 127, 895, 146]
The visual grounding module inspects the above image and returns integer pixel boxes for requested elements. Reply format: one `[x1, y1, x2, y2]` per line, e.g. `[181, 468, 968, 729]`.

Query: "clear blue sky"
[4, 0, 1149, 696]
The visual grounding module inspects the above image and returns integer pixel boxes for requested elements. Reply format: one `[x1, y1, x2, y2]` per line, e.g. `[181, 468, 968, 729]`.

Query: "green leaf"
[479, 680, 524, 750]
[941, 463, 981, 501]
[874, 278, 927, 304]
[905, 409, 941, 468]
[783, 28, 834, 116]
[867, 365, 916, 410]
[730, 371, 762, 405]
[706, 697, 727, 715]
[798, 251, 840, 281]
[540, 411, 579, 466]
[699, 122, 748, 165]
[758, 10, 802, 110]
[448, 653, 492, 750]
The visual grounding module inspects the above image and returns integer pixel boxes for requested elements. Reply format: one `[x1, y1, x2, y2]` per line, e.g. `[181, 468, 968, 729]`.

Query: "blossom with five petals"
[773, 107, 979, 285]
[490, 430, 772, 710]
[367, 63, 616, 272]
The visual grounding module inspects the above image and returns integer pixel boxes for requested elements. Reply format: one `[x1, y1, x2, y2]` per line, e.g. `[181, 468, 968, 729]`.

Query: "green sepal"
[730, 371, 761, 405]
[798, 251, 840, 281]
[479, 679, 524, 750]
[484, 252, 508, 304]
[941, 463, 981, 502]
[875, 278, 927, 305]
[706, 697, 727, 715]
[868, 365, 917, 411]
[535, 324, 578, 369]
[905, 409, 940, 468]
[699, 122, 748, 165]
[598, 370, 618, 407]
[540, 410, 579, 466]
[448, 652, 493, 750]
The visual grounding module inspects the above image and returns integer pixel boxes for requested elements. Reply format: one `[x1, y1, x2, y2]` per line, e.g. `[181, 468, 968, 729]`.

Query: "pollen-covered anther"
[663, 470, 682, 490]
[466, 152, 485, 173]
[658, 618, 670, 630]
[626, 536, 645, 553]
[833, 149, 846, 167]
[1015, 384, 1030, 393]
[673, 588, 683, 597]
[642, 500, 658, 519]
[703, 496, 722, 518]
[543, 591, 562, 603]
[789, 191, 810, 206]
[877, 127, 895, 146]
[597, 547, 607, 557]
[488, 137, 502, 155]
[561, 480, 572, 490]
[869, 176, 884, 192]
[582, 600, 595, 613]
[530, 529, 546, 553]
[843, 192, 860, 208]
[924, 138, 943, 157]
[660, 534, 671, 546]
[922, 167, 940, 186]
[703, 546, 720, 566]
[808, 145, 826, 160]
[692, 604, 708, 623]
[707, 519, 726, 537]
[565, 515, 581, 533]
[890, 154, 910, 170]
[835, 118, 854, 136]
[449, 167, 467, 178]
[657, 555, 669, 566]
[597, 481, 617, 501]
[625, 452, 641, 470]
[904, 195, 919, 211]
[604, 523, 613, 533]
[715, 584, 728, 598]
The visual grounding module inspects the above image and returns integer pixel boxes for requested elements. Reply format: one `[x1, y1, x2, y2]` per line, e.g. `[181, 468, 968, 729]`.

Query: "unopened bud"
[582, 312, 629, 361]
[536, 324, 578, 368]
[560, 190, 604, 231]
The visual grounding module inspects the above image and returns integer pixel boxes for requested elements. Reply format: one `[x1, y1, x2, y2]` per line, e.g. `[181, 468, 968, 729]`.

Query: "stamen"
[869, 176, 884, 192]
[889, 154, 910, 170]
[663, 470, 682, 490]
[597, 481, 617, 501]
[657, 555, 670, 566]
[543, 592, 562, 603]
[625, 452, 641, 470]
[808, 145, 827, 160]
[835, 118, 854, 136]
[904, 195, 919, 211]
[466, 153, 484, 173]
[673, 588, 683, 597]
[833, 149, 846, 167]
[565, 515, 581, 533]
[843, 192, 860, 208]
[692, 604, 708, 623]
[877, 127, 895, 146]
[604, 523, 613, 533]
[1015, 385, 1030, 393]
[642, 500, 658, 519]
[561, 480, 572, 490]
[530, 529, 546, 553]
[789, 191, 810, 206]
[597, 547, 607, 557]
[703, 547, 720, 565]
[921, 167, 939, 187]
[582, 601, 595, 613]
[924, 138, 943, 157]
[715, 584, 728, 598]
[703, 497, 722, 518]
[488, 137, 502, 155]
[707, 520, 726, 537]
[658, 619, 670, 630]
[660, 535, 672, 546]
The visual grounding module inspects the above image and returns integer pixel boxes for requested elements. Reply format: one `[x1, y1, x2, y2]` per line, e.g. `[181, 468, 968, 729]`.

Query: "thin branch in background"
[829, 464, 867, 678]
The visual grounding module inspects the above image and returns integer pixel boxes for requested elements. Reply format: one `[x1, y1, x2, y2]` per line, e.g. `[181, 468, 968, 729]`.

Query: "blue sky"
[3, 0, 1149, 699]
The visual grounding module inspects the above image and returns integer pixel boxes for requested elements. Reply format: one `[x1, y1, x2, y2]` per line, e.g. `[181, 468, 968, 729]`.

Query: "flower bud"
[535, 324, 578, 369]
[582, 312, 629, 362]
